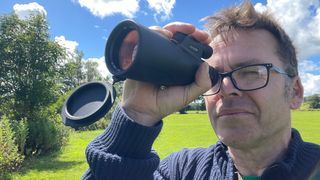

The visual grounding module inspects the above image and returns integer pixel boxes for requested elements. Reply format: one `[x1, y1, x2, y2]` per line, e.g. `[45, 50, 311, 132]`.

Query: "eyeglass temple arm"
[270, 66, 293, 77]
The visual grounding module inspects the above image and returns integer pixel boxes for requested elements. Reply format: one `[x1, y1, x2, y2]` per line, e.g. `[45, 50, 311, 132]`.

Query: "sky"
[1, 0, 320, 96]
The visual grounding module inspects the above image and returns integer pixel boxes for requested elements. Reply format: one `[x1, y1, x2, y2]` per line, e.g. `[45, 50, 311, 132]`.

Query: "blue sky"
[1, 0, 320, 96]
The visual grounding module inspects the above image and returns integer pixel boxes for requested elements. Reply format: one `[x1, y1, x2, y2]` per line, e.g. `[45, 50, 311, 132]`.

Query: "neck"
[228, 128, 291, 176]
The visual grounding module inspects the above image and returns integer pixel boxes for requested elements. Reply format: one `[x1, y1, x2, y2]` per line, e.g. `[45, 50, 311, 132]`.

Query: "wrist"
[122, 105, 161, 127]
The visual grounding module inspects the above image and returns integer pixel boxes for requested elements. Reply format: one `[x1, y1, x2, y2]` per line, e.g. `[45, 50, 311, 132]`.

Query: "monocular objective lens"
[118, 30, 139, 70]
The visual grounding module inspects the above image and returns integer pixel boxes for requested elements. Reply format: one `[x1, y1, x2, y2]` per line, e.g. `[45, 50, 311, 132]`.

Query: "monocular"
[61, 20, 219, 128]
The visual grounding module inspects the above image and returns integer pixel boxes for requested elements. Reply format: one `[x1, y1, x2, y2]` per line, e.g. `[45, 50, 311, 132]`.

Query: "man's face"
[205, 29, 300, 149]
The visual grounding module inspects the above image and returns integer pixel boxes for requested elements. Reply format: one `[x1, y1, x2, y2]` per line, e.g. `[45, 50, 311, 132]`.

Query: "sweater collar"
[213, 129, 320, 180]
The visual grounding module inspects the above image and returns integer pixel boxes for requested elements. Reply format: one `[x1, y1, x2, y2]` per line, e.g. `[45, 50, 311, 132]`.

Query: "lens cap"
[61, 81, 116, 128]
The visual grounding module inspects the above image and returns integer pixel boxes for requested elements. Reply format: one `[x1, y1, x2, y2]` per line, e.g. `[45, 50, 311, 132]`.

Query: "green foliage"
[178, 106, 189, 114]
[186, 96, 206, 112]
[0, 13, 71, 158]
[84, 61, 102, 82]
[50, 88, 74, 115]
[305, 94, 320, 109]
[0, 116, 24, 173]
[25, 108, 70, 156]
[59, 50, 85, 93]
[0, 13, 65, 120]
[298, 102, 311, 111]
[11, 118, 29, 155]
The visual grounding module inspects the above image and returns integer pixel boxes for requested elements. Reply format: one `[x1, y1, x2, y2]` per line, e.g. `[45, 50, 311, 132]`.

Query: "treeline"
[181, 91, 320, 114]
[0, 13, 117, 176]
[304, 94, 320, 109]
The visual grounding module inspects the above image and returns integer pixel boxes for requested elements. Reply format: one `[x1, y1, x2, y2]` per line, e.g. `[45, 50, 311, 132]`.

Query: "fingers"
[149, 26, 173, 39]
[150, 22, 211, 44]
[195, 62, 212, 89]
[158, 62, 212, 109]
[163, 22, 195, 35]
[187, 62, 212, 101]
[190, 30, 212, 44]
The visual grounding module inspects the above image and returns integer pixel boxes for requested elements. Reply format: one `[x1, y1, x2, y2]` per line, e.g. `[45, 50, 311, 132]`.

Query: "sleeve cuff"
[87, 104, 163, 159]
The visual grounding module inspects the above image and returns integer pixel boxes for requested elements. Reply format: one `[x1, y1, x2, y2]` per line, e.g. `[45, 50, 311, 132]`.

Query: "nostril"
[219, 77, 241, 97]
[229, 92, 239, 96]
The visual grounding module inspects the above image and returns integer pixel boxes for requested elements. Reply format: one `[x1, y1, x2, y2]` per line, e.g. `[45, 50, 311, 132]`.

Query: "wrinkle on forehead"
[208, 30, 240, 71]
[207, 29, 280, 72]
[210, 29, 240, 49]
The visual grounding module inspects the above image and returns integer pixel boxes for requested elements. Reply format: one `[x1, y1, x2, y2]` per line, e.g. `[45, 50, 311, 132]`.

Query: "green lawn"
[10, 111, 320, 179]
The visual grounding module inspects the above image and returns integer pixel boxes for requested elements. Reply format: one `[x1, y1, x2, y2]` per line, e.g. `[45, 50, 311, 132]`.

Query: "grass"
[9, 111, 320, 179]
[153, 113, 217, 159]
[291, 111, 320, 143]
[9, 130, 102, 179]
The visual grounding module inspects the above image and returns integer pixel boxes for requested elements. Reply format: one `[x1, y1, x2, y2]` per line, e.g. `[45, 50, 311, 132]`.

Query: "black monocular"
[61, 20, 219, 128]
[105, 20, 218, 86]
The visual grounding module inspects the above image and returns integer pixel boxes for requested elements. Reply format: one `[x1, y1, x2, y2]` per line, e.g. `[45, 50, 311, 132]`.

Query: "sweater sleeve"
[82, 104, 165, 180]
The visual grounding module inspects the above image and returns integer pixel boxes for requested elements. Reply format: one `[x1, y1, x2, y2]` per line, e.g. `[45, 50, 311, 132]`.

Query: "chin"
[215, 127, 259, 148]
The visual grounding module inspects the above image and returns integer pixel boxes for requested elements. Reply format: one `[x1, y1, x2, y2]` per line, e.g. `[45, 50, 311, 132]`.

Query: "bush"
[25, 108, 70, 156]
[0, 116, 24, 173]
[1, 99, 70, 157]
[11, 118, 28, 155]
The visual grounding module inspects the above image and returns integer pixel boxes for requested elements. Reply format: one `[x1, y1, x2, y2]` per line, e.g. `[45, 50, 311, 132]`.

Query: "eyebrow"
[229, 59, 262, 70]
[211, 58, 263, 72]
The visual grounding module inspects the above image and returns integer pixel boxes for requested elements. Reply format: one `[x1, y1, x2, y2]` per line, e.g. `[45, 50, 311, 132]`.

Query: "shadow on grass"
[16, 151, 84, 175]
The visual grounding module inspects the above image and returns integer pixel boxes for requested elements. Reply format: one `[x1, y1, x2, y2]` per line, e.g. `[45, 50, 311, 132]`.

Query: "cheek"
[204, 96, 218, 111]
[204, 96, 219, 124]
[251, 86, 289, 125]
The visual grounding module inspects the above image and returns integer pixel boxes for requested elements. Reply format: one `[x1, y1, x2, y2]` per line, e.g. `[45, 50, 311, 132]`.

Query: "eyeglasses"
[203, 63, 293, 96]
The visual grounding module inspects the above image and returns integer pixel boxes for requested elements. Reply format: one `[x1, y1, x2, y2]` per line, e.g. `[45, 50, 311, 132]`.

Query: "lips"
[217, 108, 254, 118]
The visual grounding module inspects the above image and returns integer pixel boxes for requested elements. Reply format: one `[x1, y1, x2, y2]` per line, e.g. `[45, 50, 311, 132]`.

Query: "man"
[82, 1, 320, 179]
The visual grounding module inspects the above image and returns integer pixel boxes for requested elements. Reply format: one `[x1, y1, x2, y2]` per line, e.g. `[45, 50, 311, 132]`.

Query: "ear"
[289, 76, 304, 110]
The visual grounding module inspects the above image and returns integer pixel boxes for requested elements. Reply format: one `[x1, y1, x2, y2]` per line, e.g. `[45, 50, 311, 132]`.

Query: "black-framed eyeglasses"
[203, 63, 294, 96]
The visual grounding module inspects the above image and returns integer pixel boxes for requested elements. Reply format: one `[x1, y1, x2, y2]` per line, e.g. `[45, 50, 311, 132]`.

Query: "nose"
[218, 76, 241, 97]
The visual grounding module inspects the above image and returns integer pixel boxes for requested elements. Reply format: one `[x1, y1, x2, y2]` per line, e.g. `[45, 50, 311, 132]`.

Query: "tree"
[0, 13, 68, 155]
[307, 94, 320, 109]
[84, 60, 102, 82]
[0, 14, 65, 120]
[59, 50, 85, 92]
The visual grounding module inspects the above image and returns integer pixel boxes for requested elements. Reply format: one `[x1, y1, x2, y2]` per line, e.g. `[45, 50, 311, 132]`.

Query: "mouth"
[217, 109, 254, 118]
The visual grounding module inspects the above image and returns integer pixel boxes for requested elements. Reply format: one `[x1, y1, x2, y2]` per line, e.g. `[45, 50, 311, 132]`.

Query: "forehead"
[208, 29, 281, 71]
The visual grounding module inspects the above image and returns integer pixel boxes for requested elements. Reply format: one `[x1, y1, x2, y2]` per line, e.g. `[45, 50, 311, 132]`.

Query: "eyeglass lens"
[204, 64, 269, 96]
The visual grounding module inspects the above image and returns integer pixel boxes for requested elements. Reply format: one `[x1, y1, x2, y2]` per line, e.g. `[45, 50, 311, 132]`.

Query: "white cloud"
[146, 0, 175, 22]
[77, 0, 140, 18]
[86, 57, 111, 78]
[300, 72, 320, 96]
[76, 0, 175, 22]
[55, 36, 79, 60]
[299, 60, 320, 72]
[13, 2, 47, 20]
[254, 3, 268, 13]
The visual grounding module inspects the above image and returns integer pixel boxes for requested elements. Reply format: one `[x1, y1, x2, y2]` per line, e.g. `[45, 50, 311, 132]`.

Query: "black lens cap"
[61, 81, 116, 128]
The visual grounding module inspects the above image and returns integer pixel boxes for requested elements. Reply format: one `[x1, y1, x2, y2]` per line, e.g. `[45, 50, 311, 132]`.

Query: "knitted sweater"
[82, 105, 320, 180]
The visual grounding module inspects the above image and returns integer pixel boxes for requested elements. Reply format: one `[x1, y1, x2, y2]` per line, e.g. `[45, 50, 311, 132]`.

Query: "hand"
[121, 22, 212, 126]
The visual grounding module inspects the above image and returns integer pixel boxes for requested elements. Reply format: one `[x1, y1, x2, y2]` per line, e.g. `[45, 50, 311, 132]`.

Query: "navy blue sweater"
[82, 105, 320, 180]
